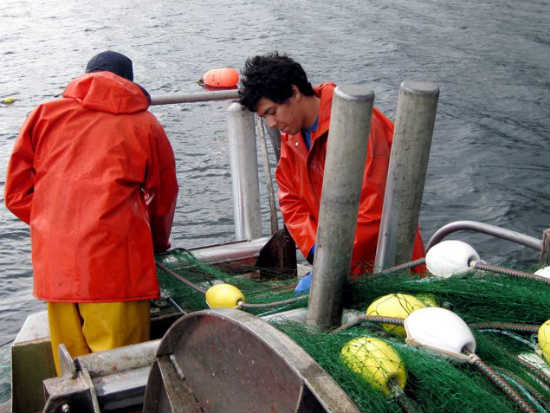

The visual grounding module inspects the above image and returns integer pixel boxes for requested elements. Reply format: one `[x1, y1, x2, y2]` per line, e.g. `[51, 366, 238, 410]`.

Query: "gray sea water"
[0, 0, 548, 402]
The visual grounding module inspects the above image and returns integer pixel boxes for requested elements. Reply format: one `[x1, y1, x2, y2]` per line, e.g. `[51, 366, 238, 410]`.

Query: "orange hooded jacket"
[275, 83, 425, 275]
[5, 71, 179, 302]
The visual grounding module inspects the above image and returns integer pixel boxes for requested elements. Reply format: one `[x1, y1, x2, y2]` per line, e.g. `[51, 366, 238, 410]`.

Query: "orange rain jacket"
[5, 71, 179, 302]
[275, 83, 426, 275]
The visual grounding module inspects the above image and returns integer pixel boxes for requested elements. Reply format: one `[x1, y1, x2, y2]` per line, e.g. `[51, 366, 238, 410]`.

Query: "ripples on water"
[0, 0, 548, 402]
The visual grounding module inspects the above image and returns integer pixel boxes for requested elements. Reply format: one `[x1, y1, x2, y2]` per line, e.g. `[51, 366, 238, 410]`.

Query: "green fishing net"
[345, 270, 549, 325]
[155, 249, 550, 412]
[274, 322, 548, 413]
[156, 248, 548, 324]
[155, 248, 306, 315]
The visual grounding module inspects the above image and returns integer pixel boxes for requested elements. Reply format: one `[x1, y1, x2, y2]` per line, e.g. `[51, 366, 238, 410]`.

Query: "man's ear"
[291, 84, 301, 100]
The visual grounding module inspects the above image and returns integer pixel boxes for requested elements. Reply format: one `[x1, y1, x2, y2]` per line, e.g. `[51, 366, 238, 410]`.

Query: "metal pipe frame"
[151, 89, 239, 105]
[426, 220, 542, 251]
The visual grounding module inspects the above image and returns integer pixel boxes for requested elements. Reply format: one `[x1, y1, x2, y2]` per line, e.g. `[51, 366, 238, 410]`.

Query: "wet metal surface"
[144, 309, 359, 413]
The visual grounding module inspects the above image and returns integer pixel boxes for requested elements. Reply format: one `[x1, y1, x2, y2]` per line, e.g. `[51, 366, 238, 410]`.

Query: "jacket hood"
[63, 71, 149, 114]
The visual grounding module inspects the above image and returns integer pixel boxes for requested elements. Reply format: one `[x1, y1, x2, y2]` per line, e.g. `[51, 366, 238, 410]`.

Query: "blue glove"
[294, 271, 312, 294]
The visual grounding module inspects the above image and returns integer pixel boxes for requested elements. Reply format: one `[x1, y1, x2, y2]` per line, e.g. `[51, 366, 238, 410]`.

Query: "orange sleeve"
[4, 107, 42, 225]
[275, 151, 317, 259]
[145, 118, 179, 252]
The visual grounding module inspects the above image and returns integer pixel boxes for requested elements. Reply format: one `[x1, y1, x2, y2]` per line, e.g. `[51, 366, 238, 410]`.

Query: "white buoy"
[404, 307, 476, 361]
[534, 266, 550, 280]
[425, 240, 480, 278]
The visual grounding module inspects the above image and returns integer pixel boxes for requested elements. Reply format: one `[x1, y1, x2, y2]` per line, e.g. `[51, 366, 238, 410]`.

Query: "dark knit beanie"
[85, 51, 133, 81]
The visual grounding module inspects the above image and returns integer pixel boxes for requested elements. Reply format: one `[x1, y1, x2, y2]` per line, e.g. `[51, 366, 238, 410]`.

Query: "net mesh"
[155, 249, 550, 412]
[155, 248, 306, 315]
[274, 322, 548, 413]
[344, 270, 548, 325]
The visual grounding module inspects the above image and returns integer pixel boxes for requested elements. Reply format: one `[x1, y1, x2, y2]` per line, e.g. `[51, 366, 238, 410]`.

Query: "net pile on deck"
[345, 270, 548, 325]
[155, 248, 306, 315]
[275, 271, 549, 413]
[155, 248, 549, 412]
[275, 320, 548, 413]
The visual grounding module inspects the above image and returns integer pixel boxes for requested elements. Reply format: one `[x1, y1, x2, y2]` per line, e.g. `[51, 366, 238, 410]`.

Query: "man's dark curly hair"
[239, 52, 315, 112]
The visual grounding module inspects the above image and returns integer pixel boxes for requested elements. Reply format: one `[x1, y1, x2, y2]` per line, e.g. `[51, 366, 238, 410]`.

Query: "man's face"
[255, 90, 303, 135]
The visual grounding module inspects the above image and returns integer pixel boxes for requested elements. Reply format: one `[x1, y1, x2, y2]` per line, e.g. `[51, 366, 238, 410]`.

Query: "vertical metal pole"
[306, 85, 374, 330]
[265, 122, 281, 161]
[373, 81, 439, 272]
[256, 117, 279, 235]
[540, 228, 550, 265]
[227, 102, 262, 240]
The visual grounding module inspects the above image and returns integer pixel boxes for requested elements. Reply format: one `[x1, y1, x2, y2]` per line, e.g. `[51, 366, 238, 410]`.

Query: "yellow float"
[341, 336, 407, 395]
[538, 319, 549, 364]
[205, 283, 245, 309]
[366, 293, 426, 337]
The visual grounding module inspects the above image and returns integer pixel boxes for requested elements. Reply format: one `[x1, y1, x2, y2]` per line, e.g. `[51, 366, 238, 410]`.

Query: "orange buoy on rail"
[200, 67, 239, 88]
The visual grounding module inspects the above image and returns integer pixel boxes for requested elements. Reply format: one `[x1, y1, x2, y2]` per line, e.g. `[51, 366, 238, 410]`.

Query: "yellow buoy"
[205, 283, 245, 309]
[2, 97, 15, 104]
[538, 319, 550, 364]
[341, 336, 407, 395]
[366, 293, 426, 337]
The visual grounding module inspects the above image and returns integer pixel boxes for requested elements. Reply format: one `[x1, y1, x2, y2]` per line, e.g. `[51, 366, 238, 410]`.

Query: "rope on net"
[332, 315, 405, 334]
[388, 379, 424, 413]
[375, 255, 550, 286]
[156, 262, 207, 294]
[470, 261, 550, 285]
[476, 329, 537, 351]
[493, 367, 550, 413]
[470, 322, 540, 333]
[157, 261, 307, 309]
[476, 331, 550, 395]
[464, 348, 537, 413]
[516, 358, 550, 386]
[238, 295, 307, 309]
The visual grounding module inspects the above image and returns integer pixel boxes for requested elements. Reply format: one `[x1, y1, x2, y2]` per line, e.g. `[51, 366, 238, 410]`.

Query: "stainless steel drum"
[143, 309, 359, 413]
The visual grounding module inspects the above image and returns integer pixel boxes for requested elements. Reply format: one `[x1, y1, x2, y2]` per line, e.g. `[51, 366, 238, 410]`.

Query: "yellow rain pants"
[48, 301, 150, 376]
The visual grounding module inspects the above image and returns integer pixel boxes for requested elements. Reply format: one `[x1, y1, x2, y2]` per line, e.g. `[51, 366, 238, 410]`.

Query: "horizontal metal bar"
[188, 236, 270, 264]
[76, 340, 160, 378]
[93, 366, 151, 411]
[426, 220, 542, 251]
[151, 90, 239, 105]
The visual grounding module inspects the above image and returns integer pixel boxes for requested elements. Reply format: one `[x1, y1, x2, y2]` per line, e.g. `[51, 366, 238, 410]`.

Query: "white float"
[404, 307, 476, 362]
[534, 266, 550, 280]
[425, 240, 480, 278]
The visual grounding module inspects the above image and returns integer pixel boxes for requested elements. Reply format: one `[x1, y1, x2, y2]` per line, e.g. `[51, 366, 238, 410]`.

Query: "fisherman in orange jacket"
[239, 52, 425, 290]
[4, 51, 179, 374]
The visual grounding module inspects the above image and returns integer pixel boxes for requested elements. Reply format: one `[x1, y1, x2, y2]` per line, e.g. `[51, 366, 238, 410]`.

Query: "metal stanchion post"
[306, 85, 374, 330]
[374, 81, 439, 272]
[227, 103, 262, 240]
